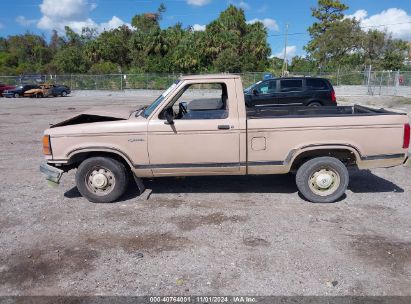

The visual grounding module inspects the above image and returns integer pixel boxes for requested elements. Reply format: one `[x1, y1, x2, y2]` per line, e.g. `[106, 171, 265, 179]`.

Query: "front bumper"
[40, 163, 64, 184]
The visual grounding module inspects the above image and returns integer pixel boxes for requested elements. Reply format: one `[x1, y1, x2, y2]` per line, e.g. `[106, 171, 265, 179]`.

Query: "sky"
[0, 0, 411, 59]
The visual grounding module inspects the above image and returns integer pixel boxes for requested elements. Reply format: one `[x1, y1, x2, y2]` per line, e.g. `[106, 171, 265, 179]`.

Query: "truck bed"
[246, 105, 406, 119]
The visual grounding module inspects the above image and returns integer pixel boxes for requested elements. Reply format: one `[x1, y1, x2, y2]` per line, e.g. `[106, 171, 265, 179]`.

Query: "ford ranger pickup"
[40, 74, 410, 203]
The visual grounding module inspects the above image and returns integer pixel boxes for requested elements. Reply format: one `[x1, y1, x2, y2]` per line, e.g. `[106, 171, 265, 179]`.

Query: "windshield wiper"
[135, 105, 148, 117]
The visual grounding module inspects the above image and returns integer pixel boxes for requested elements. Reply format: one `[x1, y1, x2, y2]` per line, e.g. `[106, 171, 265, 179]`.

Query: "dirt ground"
[0, 94, 410, 296]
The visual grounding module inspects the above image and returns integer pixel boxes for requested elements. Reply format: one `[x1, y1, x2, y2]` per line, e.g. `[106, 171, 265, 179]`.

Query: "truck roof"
[180, 74, 241, 80]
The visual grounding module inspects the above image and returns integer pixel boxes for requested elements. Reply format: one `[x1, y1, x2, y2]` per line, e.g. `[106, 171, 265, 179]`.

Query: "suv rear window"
[280, 79, 303, 92]
[306, 78, 328, 90]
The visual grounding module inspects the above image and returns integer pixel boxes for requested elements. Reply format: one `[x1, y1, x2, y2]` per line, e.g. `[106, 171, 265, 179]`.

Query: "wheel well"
[307, 100, 323, 105]
[290, 149, 357, 171]
[68, 151, 132, 172]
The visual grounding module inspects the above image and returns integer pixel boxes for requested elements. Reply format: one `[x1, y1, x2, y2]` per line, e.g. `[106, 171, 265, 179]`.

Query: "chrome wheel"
[308, 167, 340, 196]
[85, 167, 116, 196]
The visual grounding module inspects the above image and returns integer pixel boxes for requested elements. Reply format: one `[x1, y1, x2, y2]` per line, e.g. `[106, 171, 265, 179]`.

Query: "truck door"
[147, 80, 241, 176]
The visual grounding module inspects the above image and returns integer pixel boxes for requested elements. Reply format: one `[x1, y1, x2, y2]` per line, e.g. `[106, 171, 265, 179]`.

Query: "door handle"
[218, 125, 230, 130]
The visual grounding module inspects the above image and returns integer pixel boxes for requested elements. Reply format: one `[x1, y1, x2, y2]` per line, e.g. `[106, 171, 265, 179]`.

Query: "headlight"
[42, 135, 52, 155]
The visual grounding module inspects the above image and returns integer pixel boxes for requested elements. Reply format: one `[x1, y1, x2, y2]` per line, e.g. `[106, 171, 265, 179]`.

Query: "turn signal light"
[404, 123, 410, 149]
[42, 135, 52, 155]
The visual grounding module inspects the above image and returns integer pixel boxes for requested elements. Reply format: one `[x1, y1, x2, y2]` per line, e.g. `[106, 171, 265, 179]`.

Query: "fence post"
[367, 65, 373, 95]
[120, 74, 123, 91]
[336, 66, 340, 87]
[394, 70, 400, 96]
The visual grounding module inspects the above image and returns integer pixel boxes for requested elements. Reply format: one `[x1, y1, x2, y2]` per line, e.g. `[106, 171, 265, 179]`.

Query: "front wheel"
[14, 93, 19, 98]
[75, 157, 129, 203]
[61, 91, 67, 97]
[296, 157, 349, 203]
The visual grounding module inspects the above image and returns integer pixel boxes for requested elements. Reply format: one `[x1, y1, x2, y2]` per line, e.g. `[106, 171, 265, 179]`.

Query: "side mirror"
[164, 110, 174, 125]
[252, 89, 259, 96]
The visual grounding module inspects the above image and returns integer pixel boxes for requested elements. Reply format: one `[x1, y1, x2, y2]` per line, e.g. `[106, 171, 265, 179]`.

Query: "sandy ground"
[0, 94, 410, 296]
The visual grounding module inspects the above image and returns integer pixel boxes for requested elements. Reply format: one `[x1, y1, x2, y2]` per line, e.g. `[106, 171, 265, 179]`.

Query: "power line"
[268, 21, 411, 38]
[359, 21, 411, 29]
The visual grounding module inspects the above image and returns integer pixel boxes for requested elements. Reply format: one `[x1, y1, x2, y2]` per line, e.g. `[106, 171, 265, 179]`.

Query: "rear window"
[306, 78, 328, 90]
[280, 79, 303, 92]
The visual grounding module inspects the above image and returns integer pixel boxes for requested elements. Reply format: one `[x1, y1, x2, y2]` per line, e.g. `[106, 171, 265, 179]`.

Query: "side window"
[256, 80, 276, 94]
[280, 79, 303, 92]
[306, 78, 328, 90]
[161, 83, 228, 120]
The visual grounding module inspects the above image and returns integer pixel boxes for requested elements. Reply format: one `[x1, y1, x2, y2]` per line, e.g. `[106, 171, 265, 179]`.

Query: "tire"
[307, 101, 322, 107]
[14, 93, 19, 98]
[295, 157, 349, 203]
[61, 91, 67, 97]
[75, 157, 129, 203]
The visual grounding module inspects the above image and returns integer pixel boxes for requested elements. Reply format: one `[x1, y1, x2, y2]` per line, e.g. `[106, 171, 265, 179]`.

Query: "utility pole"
[281, 23, 289, 77]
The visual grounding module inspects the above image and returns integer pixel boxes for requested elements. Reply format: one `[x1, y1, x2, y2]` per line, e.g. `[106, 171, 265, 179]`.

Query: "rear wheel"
[61, 91, 67, 97]
[307, 101, 322, 107]
[75, 157, 129, 203]
[14, 93, 19, 98]
[296, 157, 349, 203]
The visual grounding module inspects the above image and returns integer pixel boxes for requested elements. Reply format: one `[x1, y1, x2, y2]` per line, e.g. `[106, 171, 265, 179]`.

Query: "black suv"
[244, 77, 336, 107]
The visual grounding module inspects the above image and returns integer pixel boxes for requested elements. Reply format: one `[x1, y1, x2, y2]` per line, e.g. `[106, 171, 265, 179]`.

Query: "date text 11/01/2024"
[149, 296, 257, 303]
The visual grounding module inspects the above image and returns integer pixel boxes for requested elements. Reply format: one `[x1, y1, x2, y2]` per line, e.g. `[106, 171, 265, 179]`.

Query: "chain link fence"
[1, 71, 411, 96]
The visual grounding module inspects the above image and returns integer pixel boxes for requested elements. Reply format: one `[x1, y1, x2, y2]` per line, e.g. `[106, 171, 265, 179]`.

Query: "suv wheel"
[307, 101, 322, 107]
[75, 157, 129, 203]
[14, 93, 19, 98]
[61, 91, 67, 97]
[296, 157, 349, 203]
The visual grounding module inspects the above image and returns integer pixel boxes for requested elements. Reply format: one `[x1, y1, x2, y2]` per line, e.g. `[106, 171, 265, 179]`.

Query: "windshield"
[244, 81, 262, 93]
[141, 80, 180, 118]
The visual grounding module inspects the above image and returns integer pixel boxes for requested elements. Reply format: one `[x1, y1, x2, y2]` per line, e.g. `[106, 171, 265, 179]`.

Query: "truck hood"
[51, 106, 136, 128]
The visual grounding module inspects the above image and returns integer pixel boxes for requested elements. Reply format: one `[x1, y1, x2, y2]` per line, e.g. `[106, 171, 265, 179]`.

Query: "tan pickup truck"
[40, 74, 410, 203]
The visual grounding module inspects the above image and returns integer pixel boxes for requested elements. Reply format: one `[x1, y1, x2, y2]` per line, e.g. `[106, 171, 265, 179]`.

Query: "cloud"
[345, 9, 368, 21]
[229, 0, 250, 10]
[238, 1, 250, 10]
[37, 0, 130, 34]
[257, 5, 268, 13]
[346, 8, 411, 39]
[99, 16, 130, 32]
[16, 16, 37, 26]
[192, 24, 206, 31]
[247, 18, 279, 31]
[186, 0, 211, 6]
[273, 46, 297, 60]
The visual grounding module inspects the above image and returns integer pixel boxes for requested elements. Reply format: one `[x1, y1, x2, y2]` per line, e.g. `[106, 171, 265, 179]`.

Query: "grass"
[396, 97, 411, 104]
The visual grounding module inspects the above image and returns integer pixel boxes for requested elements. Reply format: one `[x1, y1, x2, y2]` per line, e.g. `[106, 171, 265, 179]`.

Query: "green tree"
[309, 0, 348, 35]
[289, 56, 317, 73]
[131, 3, 165, 33]
[305, 0, 356, 69]
[52, 46, 90, 73]
[89, 61, 119, 74]
[361, 30, 408, 70]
